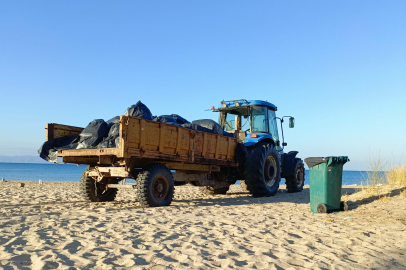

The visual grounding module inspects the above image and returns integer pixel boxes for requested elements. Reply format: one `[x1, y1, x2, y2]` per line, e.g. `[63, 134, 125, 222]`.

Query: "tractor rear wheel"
[80, 167, 118, 202]
[244, 142, 281, 197]
[285, 158, 305, 193]
[136, 164, 174, 207]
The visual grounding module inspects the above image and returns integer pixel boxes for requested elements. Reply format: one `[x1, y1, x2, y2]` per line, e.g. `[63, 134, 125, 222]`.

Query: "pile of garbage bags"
[39, 101, 234, 162]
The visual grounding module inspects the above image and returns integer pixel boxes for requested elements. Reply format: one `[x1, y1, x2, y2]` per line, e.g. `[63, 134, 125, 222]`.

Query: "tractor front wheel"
[244, 142, 281, 197]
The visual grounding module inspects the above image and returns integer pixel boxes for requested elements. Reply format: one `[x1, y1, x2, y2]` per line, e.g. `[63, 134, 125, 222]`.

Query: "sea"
[0, 162, 369, 185]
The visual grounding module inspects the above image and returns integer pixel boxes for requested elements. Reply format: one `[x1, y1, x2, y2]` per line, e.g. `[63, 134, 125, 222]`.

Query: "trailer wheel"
[244, 142, 281, 197]
[136, 164, 174, 207]
[80, 167, 117, 202]
[285, 158, 305, 193]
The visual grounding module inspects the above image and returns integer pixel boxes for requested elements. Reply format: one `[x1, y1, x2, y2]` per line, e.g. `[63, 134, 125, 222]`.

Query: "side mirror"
[289, 117, 295, 128]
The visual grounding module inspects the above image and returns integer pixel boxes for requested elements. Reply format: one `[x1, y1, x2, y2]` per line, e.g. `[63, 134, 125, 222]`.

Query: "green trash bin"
[304, 156, 349, 213]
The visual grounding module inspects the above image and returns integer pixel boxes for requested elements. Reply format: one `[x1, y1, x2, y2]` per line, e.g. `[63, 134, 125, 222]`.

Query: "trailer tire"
[136, 164, 174, 207]
[244, 142, 281, 197]
[285, 158, 305, 193]
[80, 167, 117, 202]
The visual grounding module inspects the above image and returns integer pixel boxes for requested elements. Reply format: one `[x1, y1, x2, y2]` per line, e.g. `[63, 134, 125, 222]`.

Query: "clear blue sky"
[0, 1, 405, 170]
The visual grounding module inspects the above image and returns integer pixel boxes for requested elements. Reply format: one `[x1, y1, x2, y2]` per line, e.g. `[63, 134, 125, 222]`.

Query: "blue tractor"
[214, 99, 305, 196]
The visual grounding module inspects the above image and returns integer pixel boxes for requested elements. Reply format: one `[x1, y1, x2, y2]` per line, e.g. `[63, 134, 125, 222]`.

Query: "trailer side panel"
[46, 123, 84, 141]
[122, 116, 238, 165]
[53, 116, 238, 167]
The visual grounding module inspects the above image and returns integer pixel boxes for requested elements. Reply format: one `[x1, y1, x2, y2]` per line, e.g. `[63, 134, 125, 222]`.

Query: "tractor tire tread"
[285, 158, 305, 193]
[244, 142, 280, 197]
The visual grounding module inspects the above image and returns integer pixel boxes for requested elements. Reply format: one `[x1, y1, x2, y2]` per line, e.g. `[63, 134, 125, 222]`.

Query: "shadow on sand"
[3, 185, 404, 212]
[349, 186, 406, 210]
[172, 186, 362, 208]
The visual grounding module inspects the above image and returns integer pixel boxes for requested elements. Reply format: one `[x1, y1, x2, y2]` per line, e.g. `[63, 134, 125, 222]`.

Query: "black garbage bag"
[97, 123, 120, 148]
[106, 116, 120, 125]
[75, 119, 110, 149]
[171, 114, 189, 124]
[191, 119, 223, 135]
[55, 141, 79, 150]
[152, 115, 177, 124]
[123, 101, 153, 120]
[181, 123, 211, 133]
[223, 132, 235, 138]
[38, 136, 77, 163]
[114, 136, 119, 148]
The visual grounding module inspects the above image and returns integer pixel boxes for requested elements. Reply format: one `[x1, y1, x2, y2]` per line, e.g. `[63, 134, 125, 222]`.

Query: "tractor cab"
[212, 99, 304, 196]
[215, 99, 294, 148]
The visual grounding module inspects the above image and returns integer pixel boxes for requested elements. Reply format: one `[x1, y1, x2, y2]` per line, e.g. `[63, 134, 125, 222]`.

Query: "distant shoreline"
[0, 162, 50, 164]
[0, 162, 80, 165]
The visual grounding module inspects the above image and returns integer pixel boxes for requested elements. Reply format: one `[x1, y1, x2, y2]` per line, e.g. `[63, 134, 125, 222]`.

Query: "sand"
[0, 181, 405, 269]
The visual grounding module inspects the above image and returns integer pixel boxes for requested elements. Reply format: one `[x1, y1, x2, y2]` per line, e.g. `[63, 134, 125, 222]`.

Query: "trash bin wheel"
[80, 167, 118, 202]
[340, 201, 349, 211]
[244, 142, 281, 197]
[317, 203, 328, 213]
[285, 158, 305, 193]
[136, 164, 174, 207]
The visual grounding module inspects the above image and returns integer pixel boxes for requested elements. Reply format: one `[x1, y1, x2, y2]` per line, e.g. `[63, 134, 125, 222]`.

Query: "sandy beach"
[0, 181, 405, 269]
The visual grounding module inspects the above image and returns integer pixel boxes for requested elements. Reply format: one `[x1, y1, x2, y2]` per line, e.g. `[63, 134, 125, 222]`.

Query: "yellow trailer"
[45, 116, 239, 207]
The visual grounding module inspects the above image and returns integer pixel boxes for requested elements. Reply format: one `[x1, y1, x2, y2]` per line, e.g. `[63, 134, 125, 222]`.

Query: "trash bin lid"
[304, 156, 349, 168]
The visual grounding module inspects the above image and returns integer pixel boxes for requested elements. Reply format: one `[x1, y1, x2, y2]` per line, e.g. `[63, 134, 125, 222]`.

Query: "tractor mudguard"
[244, 134, 275, 147]
[281, 151, 299, 178]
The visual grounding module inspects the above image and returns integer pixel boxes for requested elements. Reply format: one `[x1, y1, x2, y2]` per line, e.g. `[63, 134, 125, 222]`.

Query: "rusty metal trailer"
[46, 115, 239, 207]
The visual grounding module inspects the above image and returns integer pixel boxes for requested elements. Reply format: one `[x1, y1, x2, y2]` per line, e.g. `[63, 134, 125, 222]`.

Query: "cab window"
[251, 106, 268, 133]
[225, 113, 237, 132]
[268, 110, 279, 142]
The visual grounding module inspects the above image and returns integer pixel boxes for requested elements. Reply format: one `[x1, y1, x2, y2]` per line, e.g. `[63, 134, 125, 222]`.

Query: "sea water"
[0, 162, 368, 185]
